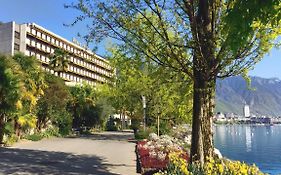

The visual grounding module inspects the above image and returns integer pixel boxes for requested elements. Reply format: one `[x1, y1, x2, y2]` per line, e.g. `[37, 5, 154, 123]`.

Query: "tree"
[49, 48, 70, 78]
[107, 47, 193, 131]
[67, 0, 281, 164]
[12, 53, 47, 136]
[36, 73, 72, 135]
[0, 54, 23, 143]
[68, 83, 101, 129]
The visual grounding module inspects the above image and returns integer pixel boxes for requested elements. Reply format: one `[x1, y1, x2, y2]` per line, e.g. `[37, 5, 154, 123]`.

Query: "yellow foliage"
[16, 100, 23, 110]
[156, 153, 266, 175]
[18, 115, 37, 129]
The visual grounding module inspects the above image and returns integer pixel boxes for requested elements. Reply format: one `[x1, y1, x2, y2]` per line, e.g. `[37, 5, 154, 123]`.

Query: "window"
[26, 38, 30, 45]
[31, 29, 36, 35]
[42, 34, 46, 40]
[42, 55, 46, 62]
[14, 43, 20, 51]
[36, 43, 41, 49]
[31, 40, 36, 47]
[14, 31, 20, 39]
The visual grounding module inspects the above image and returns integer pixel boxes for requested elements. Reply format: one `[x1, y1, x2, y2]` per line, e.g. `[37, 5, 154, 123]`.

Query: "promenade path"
[0, 131, 139, 175]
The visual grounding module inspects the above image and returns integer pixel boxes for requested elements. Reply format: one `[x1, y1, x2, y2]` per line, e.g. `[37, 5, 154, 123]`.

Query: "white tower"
[244, 105, 250, 117]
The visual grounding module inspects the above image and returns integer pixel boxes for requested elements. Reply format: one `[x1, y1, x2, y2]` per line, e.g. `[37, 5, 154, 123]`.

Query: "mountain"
[215, 76, 281, 116]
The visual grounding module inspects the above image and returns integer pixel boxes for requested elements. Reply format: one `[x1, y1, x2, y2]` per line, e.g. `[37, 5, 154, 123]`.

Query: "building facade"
[0, 21, 112, 86]
[244, 104, 250, 118]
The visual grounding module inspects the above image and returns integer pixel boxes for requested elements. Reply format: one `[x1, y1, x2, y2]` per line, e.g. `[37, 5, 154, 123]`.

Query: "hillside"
[215, 76, 281, 116]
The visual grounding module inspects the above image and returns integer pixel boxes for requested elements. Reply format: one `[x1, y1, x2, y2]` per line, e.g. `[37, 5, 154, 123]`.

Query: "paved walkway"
[0, 131, 139, 175]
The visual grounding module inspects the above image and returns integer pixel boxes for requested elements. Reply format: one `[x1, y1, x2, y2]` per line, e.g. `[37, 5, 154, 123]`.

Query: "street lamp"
[142, 95, 146, 131]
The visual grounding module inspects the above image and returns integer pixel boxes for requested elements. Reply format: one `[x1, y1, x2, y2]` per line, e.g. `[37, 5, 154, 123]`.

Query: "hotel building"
[0, 21, 112, 86]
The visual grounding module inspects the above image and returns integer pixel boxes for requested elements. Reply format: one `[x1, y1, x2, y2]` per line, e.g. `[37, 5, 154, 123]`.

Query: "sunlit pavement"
[0, 131, 139, 175]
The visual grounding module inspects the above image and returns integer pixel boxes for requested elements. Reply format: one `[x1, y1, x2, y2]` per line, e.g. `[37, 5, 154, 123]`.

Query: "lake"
[214, 124, 281, 175]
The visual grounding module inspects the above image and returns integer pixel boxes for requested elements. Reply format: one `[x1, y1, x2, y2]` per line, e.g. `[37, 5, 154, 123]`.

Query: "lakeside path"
[0, 131, 139, 175]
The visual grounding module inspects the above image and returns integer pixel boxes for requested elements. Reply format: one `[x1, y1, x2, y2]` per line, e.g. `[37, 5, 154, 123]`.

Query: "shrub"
[41, 127, 60, 138]
[158, 121, 172, 135]
[106, 117, 119, 131]
[55, 111, 72, 136]
[3, 122, 14, 136]
[135, 128, 152, 140]
[24, 126, 62, 142]
[4, 134, 19, 146]
[25, 133, 44, 141]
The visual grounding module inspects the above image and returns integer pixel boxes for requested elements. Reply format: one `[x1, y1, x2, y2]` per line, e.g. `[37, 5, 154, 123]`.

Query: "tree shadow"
[76, 131, 135, 141]
[0, 147, 119, 175]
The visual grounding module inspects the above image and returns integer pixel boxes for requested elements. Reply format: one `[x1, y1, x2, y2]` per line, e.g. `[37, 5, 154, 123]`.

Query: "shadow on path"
[0, 147, 119, 175]
[74, 131, 135, 141]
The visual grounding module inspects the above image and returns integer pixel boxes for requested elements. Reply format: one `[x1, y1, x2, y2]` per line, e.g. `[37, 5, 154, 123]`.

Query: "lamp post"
[142, 95, 146, 131]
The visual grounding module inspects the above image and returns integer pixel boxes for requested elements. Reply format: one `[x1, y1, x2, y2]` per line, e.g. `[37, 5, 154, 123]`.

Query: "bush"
[41, 127, 60, 138]
[4, 134, 19, 146]
[106, 117, 119, 131]
[3, 122, 14, 136]
[25, 133, 44, 141]
[130, 119, 141, 133]
[55, 111, 72, 136]
[135, 128, 153, 140]
[25, 127, 61, 141]
[158, 121, 172, 135]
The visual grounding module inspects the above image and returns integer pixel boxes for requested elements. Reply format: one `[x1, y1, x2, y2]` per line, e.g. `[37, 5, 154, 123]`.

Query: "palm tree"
[0, 54, 23, 143]
[12, 53, 47, 136]
[49, 48, 69, 78]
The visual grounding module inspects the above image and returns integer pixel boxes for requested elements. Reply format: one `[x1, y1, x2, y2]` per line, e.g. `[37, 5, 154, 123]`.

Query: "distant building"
[216, 112, 225, 119]
[244, 105, 250, 117]
[0, 21, 112, 86]
[225, 113, 234, 119]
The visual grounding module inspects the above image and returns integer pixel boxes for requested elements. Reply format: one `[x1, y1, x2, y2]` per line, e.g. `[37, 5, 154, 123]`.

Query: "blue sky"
[1, 0, 280, 79]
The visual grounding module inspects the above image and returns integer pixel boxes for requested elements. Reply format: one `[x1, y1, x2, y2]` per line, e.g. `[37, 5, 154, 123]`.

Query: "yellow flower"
[218, 163, 224, 174]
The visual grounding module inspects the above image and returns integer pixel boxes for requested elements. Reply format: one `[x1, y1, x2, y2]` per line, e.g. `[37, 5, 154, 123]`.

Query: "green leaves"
[218, 0, 281, 77]
[49, 48, 70, 76]
[0, 54, 23, 113]
[107, 46, 193, 126]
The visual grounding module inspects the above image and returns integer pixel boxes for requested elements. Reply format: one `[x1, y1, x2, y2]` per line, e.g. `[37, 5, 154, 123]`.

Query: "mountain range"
[215, 76, 281, 116]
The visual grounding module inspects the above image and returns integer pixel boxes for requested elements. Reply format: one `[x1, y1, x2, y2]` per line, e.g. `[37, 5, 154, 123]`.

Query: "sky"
[1, 0, 281, 79]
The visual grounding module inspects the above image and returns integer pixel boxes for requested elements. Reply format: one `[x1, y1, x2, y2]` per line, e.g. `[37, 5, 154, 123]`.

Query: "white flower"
[149, 133, 159, 141]
[149, 150, 157, 158]
[157, 151, 167, 161]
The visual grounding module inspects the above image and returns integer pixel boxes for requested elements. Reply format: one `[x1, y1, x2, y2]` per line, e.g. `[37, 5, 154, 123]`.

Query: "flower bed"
[136, 133, 190, 174]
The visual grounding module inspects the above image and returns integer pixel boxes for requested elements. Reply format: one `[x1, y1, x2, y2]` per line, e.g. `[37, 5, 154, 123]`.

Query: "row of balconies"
[26, 36, 112, 77]
[42, 66, 106, 85]
[32, 52, 108, 83]
[27, 26, 111, 70]
[26, 42, 112, 78]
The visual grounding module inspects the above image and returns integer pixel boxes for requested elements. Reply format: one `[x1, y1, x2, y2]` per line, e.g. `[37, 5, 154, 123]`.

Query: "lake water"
[214, 124, 281, 175]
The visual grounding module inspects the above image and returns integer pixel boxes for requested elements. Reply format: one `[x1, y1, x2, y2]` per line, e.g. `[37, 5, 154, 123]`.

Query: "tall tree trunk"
[190, 69, 215, 164]
[0, 114, 5, 144]
[14, 120, 21, 137]
[189, 0, 217, 164]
